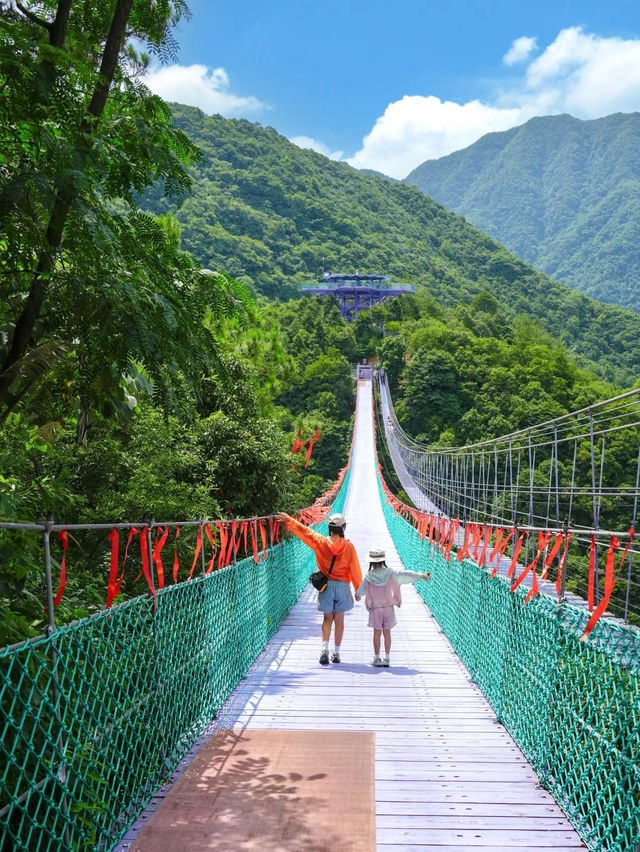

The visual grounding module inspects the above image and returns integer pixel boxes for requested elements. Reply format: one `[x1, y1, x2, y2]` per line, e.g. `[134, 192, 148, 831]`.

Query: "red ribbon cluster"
[371, 388, 632, 641]
[582, 529, 635, 640]
[50, 432, 355, 613]
[292, 428, 321, 469]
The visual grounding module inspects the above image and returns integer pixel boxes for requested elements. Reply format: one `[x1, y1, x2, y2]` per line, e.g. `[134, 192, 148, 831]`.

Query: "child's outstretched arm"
[394, 569, 431, 584]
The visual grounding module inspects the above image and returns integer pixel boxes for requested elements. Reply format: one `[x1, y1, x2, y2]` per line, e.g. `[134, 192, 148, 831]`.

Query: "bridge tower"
[298, 272, 415, 321]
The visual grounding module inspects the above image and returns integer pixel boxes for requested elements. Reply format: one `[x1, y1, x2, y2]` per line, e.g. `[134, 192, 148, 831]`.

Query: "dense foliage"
[406, 112, 640, 313]
[373, 292, 640, 620]
[0, 3, 357, 644]
[0, 298, 356, 643]
[376, 291, 615, 443]
[141, 104, 640, 387]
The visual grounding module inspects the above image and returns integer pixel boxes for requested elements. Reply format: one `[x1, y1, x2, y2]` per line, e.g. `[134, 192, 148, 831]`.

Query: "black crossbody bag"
[310, 554, 337, 593]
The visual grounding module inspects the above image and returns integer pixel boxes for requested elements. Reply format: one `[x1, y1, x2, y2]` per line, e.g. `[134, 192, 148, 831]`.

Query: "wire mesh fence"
[378, 372, 640, 624]
[380, 473, 640, 852]
[0, 467, 350, 852]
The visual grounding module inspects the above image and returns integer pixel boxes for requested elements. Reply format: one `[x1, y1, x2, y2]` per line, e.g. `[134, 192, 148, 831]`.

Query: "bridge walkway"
[120, 381, 585, 850]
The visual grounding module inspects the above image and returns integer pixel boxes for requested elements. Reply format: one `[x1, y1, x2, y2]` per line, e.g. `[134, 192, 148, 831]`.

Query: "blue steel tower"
[298, 273, 415, 321]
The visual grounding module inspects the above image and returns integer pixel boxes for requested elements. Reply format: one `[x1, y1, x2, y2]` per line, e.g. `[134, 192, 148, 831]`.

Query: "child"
[356, 548, 430, 667]
[275, 511, 362, 665]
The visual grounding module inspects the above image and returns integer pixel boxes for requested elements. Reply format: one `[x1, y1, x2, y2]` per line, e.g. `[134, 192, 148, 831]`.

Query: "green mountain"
[142, 104, 640, 386]
[405, 112, 640, 313]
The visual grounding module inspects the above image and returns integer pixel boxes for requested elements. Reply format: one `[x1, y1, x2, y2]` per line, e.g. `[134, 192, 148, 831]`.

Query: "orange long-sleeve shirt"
[285, 517, 362, 593]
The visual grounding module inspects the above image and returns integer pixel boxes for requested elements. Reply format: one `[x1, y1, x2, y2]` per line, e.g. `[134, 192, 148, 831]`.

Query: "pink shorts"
[368, 606, 397, 630]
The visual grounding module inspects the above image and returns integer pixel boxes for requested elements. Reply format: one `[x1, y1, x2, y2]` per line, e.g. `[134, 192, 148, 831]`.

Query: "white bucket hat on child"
[369, 548, 386, 562]
[328, 512, 346, 528]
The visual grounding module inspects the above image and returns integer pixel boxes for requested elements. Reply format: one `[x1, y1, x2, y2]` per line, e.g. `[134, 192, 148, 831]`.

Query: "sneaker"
[371, 656, 383, 667]
[319, 650, 329, 665]
[381, 657, 390, 667]
[330, 651, 341, 663]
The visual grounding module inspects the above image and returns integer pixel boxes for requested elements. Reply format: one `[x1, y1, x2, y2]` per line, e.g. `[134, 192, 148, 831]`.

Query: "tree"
[400, 350, 462, 440]
[0, 1, 247, 421]
[379, 335, 405, 390]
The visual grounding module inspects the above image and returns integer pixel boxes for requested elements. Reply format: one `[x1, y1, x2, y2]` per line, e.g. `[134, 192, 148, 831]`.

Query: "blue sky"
[145, 0, 640, 177]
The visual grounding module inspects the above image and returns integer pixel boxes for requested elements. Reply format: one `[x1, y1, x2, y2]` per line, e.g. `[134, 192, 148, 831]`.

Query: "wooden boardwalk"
[118, 381, 586, 850]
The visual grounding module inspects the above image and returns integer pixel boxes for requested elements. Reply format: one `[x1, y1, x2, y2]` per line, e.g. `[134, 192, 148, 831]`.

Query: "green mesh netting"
[379, 475, 640, 852]
[0, 469, 349, 852]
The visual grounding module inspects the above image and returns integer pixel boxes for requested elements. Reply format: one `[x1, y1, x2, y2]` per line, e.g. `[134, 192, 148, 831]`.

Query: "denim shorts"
[317, 579, 354, 613]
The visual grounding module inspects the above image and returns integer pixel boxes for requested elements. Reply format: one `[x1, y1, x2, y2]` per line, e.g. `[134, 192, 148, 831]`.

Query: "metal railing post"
[145, 517, 168, 776]
[200, 519, 206, 577]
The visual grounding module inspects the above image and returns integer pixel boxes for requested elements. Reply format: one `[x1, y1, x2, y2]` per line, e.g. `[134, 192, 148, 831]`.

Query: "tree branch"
[15, 1, 52, 31]
[49, 0, 72, 49]
[85, 0, 134, 123]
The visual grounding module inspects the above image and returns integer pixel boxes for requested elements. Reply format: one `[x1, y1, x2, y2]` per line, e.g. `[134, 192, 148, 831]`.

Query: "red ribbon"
[555, 533, 572, 596]
[489, 528, 507, 577]
[581, 529, 635, 641]
[457, 525, 473, 562]
[542, 532, 564, 581]
[304, 441, 314, 468]
[458, 524, 483, 562]
[269, 517, 281, 546]
[204, 523, 217, 573]
[188, 524, 202, 580]
[107, 528, 120, 608]
[506, 532, 526, 580]
[52, 530, 68, 607]
[443, 520, 460, 561]
[477, 526, 493, 567]
[225, 521, 239, 565]
[512, 531, 550, 595]
[471, 525, 485, 562]
[217, 522, 229, 569]
[139, 527, 157, 610]
[250, 520, 260, 562]
[259, 520, 268, 560]
[152, 526, 169, 589]
[172, 527, 180, 583]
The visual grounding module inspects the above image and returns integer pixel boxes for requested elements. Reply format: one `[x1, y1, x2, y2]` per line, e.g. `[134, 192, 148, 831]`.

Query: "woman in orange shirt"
[275, 511, 362, 665]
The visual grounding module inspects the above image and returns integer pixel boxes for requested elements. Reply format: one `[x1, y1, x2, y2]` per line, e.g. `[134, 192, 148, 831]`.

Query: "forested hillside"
[2, 27, 640, 646]
[141, 104, 640, 386]
[405, 113, 640, 313]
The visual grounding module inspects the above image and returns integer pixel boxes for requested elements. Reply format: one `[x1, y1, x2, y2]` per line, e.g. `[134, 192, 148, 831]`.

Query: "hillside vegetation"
[405, 112, 640, 313]
[142, 105, 640, 386]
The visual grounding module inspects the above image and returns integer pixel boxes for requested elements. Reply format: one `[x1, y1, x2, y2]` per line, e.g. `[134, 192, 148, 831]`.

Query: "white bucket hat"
[328, 512, 346, 528]
[369, 548, 386, 563]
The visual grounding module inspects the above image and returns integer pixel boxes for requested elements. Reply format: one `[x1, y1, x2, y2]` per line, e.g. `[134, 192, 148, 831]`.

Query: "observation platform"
[299, 273, 415, 320]
[120, 381, 584, 851]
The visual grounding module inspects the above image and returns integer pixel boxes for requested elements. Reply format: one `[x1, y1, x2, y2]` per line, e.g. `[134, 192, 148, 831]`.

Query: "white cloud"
[144, 64, 265, 116]
[503, 36, 538, 66]
[348, 27, 640, 178]
[290, 136, 344, 160]
[525, 27, 640, 117]
[348, 96, 526, 178]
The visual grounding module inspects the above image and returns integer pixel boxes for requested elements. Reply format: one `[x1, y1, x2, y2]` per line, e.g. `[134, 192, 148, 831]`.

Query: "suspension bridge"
[1, 377, 639, 851]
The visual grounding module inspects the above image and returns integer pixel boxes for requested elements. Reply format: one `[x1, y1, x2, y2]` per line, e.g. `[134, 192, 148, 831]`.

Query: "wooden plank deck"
[212, 380, 586, 850]
[117, 380, 586, 850]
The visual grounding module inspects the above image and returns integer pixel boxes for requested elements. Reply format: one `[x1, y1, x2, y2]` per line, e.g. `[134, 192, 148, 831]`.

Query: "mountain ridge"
[140, 104, 640, 386]
[405, 112, 640, 312]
